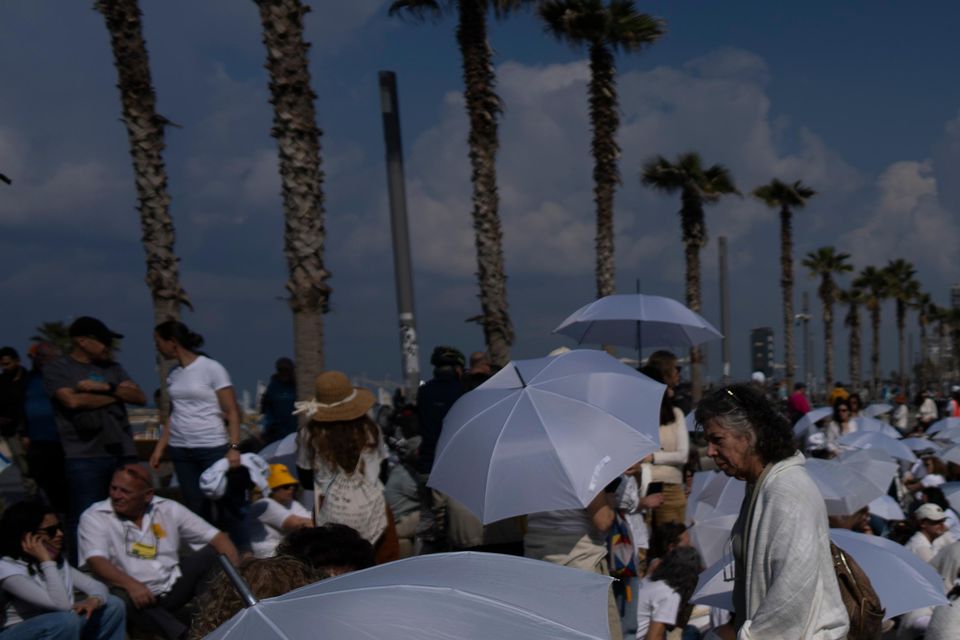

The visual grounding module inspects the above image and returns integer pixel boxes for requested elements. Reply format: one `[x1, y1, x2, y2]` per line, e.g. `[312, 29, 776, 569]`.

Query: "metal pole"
[718, 236, 731, 383]
[379, 71, 420, 403]
[218, 555, 257, 607]
[802, 291, 813, 391]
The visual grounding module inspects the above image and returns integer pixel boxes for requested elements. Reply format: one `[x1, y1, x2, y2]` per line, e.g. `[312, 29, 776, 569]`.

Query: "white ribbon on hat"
[292, 389, 359, 416]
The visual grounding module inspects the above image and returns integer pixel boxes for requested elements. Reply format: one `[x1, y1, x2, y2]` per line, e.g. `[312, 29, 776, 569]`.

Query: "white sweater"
[732, 452, 849, 639]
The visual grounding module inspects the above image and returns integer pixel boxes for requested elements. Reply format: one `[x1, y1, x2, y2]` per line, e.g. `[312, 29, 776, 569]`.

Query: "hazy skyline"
[2, 2, 958, 397]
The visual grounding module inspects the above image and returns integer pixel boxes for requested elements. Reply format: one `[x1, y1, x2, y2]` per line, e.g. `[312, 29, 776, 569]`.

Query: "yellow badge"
[151, 523, 167, 539]
[130, 542, 157, 559]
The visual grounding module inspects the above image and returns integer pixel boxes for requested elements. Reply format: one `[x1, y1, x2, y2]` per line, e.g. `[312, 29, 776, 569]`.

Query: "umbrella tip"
[514, 365, 527, 388]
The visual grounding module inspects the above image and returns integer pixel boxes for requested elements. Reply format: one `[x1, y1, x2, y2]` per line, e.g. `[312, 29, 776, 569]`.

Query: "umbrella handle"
[218, 554, 258, 607]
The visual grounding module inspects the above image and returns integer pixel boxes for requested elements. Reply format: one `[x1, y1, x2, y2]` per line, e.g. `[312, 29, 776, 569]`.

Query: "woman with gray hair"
[696, 384, 848, 639]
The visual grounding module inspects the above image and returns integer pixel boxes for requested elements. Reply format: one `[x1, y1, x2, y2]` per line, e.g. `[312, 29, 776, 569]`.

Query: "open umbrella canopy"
[835, 448, 899, 494]
[838, 431, 917, 463]
[690, 514, 737, 567]
[941, 445, 960, 466]
[862, 403, 893, 418]
[942, 482, 960, 514]
[850, 416, 901, 439]
[927, 417, 960, 436]
[686, 471, 744, 524]
[901, 437, 942, 454]
[805, 458, 887, 516]
[693, 530, 948, 618]
[429, 349, 666, 523]
[553, 293, 722, 350]
[868, 495, 906, 521]
[206, 552, 613, 640]
[793, 406, 833, 438]
[931, 426, 960, 444]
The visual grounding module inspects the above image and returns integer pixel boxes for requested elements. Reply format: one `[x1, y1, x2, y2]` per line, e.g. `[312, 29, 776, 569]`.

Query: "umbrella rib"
[437, 392, 522, 451]
[252, 605, 295, 640]
[278, 584, 605, 639]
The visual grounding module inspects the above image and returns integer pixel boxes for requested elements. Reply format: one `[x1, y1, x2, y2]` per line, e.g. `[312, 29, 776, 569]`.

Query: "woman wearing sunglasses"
[0, 501, 125, 639]
[696, 384, 848, 640]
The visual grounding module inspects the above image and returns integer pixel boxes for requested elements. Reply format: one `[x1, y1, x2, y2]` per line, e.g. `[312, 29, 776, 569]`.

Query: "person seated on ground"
[275, 523, 375, 578]
[199, 452, 270, 554]
[905, 503, 956, 564]
[906, 455, 948, 492]
[187, 556, 317, 638]
[921, 487, 960, 541]
[246, 464, 312, 558]
[78, 463, 240, 640]
[0, 501, 126, 640]
[634, 546, 703, 640]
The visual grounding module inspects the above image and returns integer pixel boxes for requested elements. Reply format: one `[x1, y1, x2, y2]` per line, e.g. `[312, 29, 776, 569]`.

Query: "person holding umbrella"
[696, 384, 848, 639]
[641, 351, 688, 527]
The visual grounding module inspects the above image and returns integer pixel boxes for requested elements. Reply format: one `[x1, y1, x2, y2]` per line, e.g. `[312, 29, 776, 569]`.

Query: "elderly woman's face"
[704, 418, 763, 481]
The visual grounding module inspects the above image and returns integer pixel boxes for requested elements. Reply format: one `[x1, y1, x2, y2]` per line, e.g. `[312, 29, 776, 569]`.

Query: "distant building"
[750, 327, 775, 377]
[953, 284, 960, 311]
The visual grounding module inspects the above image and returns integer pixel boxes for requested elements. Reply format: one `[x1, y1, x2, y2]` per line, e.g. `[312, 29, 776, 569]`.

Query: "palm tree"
[540, 0, 664, 299]
[390, 0, 526, 367]
[641, 152, 738, 400]
[853, 266, 889, 395]
[883, 258, 919, 389]
[838, 287, 865, 391]
[802, 247, 852, 390]
[254, 0, 330, 402]
[94, 0, 190, 326]
[751, 179, 815, 391]
[31, 321, 73, 355]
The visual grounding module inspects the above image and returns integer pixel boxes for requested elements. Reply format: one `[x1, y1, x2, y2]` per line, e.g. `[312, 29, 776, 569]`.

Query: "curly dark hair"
[188, 556, 317, 639]
[694, 383, 795, 465]
[0, 502, 62, 570]
[649, 546, 704, 629]
[276, 523, 375, 577]
[302, 415, 380, 474]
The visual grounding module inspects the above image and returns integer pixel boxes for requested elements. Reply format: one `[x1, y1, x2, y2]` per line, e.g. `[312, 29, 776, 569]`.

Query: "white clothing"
[297, 428, 387, 498]
[905, 531, 956, 564]
[78, 496, 219, 596]
[167, 355, 232, 447]
[634, 578, 680, 639]
[893, 405, 909, 432]
[921, 474, 946, 489]
[925, 601, 960, 640]
[199, 453, 270, 499]
[246, 497, 311, 558]
[0, 558, 108, 629]
[732, 452, 848, 639]
[919, 398, 938, 424]
[650, 407, 689, 485]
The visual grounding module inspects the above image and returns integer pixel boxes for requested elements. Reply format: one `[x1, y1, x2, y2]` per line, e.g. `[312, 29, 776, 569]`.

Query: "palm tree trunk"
[95, 0, 189, 325]
[779, 206, 795, 390]
[680, 190, 705, 400]
[255, 0, 329, 402]
[870, 304, 881, 395]
[918, 316, 927, 390]
[457, 0, 513, 367]
[588, 44, 619, 300]
[849, 302, 861, 391]
[821, 280, 834, 389]
[896, 299, 906, 389]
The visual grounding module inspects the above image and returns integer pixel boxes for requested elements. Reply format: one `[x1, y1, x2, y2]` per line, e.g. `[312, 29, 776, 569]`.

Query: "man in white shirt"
[79, 463, 239, 639]
[906, 503, 956, 563]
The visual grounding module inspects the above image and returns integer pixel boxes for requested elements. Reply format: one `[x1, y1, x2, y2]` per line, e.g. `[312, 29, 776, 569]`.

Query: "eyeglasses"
[35, 523, 63, 537]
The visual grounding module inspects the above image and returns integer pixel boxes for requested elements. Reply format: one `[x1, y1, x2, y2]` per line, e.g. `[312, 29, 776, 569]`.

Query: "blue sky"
[2, 1, 959, 400]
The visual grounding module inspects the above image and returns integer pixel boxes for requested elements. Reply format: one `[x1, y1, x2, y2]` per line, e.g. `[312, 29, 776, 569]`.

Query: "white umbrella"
[835, 448, 898, 493]
[685, 471, 714, 525]
[553, 293, 722, 349]
[931, 426, 960, 443]
[792, 406, 833, 438]
[838, 431, 917, 462]
[685, 410, 698, 432]
[851, 416, 901, 439]
[693, 530, 948, 618]
[805, 458, 887, 516]
[690, 514, 738, 567]
[901, 437, 942, 454]
[942, 482, 960, 514]
[868, 495, 905, 521]
[862, 403, 893, 418]
[927, 417, 960, 436]
[207, 552, 613, 640]
[940, 445, 960, 466]
[429, 349, 666, 523]
[687, 471, 744, 523]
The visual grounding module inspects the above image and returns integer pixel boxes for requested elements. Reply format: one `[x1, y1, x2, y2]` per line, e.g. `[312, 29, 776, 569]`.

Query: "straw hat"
[293, 371, 375, 423]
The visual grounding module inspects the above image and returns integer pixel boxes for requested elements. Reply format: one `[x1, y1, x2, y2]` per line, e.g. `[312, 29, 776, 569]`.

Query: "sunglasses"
[35, 523, 63, 537]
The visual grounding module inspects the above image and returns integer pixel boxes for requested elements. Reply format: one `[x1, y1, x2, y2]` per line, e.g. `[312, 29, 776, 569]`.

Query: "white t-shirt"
[906, 531, 957, 564]
[167, 355, 233, 447]
[635, 578, 681, 638]
[78, 496, 219, 596]
[246, 497, 311, 558]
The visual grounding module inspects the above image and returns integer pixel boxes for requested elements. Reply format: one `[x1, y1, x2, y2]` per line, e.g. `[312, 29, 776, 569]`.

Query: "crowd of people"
[0, 315, 959, 639]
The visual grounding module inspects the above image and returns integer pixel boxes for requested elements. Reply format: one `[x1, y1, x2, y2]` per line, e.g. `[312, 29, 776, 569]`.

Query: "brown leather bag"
[830, 542, 884, 640]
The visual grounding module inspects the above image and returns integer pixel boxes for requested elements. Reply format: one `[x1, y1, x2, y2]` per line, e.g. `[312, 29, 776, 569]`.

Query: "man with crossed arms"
[79, 463, 239, 640]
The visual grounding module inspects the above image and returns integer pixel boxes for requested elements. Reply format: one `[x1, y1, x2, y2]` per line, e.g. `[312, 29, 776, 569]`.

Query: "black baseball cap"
[69, 316, 123, 345]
